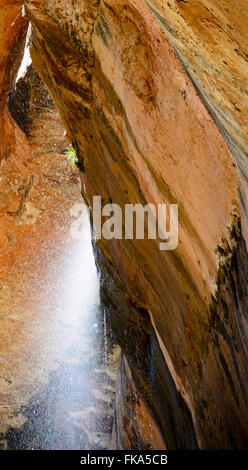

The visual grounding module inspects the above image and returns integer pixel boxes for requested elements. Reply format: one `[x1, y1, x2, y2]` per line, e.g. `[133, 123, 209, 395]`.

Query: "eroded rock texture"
[1, 0, 247, 449]
[0, 26, 120, 449]
[0, 1, 28, 162]
[146, 0, 248, 249]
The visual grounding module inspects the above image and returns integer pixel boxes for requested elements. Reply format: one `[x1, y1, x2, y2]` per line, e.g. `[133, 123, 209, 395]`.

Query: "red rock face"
[24, 0, 248, 449]
[147, 1, 248, 176]
[0, 1, 28, 163]
[0, 58, 83, 437]
[0, 0, 247, 449]
[0, 59, 120, 449]
[0, 1, 27, 102]
[0, 3, 29, 255]
[147, 0, 248, 248]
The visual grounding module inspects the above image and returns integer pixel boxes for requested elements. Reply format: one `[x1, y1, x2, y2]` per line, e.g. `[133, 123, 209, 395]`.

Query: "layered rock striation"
[25, 0, 248, 449]
[1, 0, 248, 449]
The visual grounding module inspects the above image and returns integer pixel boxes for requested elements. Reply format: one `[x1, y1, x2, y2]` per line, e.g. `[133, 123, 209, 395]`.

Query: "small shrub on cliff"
[66, 146, 78, 168]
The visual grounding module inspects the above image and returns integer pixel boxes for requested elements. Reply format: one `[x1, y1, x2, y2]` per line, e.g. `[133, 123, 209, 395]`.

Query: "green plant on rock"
[66, 146, 78, 168]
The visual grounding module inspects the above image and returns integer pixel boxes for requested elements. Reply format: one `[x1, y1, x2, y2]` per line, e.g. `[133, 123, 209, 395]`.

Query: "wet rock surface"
[0, 60, 120, 449]
[23, 0, 248, 449]
[0, 0, 248, 450]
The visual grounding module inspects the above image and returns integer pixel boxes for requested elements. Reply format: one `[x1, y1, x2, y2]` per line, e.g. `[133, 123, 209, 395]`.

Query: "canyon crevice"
[1, 0, 248, 450]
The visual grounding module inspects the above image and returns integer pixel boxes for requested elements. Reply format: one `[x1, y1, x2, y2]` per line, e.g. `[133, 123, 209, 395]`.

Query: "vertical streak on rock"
[0, 1, 28, 163]
[25, 0, 248, 449]
[146, 0, 248, 249]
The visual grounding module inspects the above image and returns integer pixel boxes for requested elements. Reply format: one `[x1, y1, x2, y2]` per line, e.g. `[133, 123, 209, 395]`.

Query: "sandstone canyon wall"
[0, 1, 28, 162]
[1, 0, 248, 449]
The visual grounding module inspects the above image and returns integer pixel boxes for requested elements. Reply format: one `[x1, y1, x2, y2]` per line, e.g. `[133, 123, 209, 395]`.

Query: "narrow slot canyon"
[0, 0, 248, 454]
[0, 46, 120, 450]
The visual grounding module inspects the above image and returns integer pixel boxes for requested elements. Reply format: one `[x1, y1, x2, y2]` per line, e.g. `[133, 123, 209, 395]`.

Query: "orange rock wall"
[0, 0, 246, 449]
[25, 0, 248, 448]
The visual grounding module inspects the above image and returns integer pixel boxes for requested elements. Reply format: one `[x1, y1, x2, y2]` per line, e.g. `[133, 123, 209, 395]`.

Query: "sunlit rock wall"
[20, 0, 248, 449]
[0, 1, 28, 162]
[0, 47, 86, 444]
[146, 0, 248, 250]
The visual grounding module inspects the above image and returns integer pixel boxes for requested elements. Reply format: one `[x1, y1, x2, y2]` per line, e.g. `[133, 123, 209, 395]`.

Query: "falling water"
[103, 308, 109, 366]
[0, 41, 120, 449]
